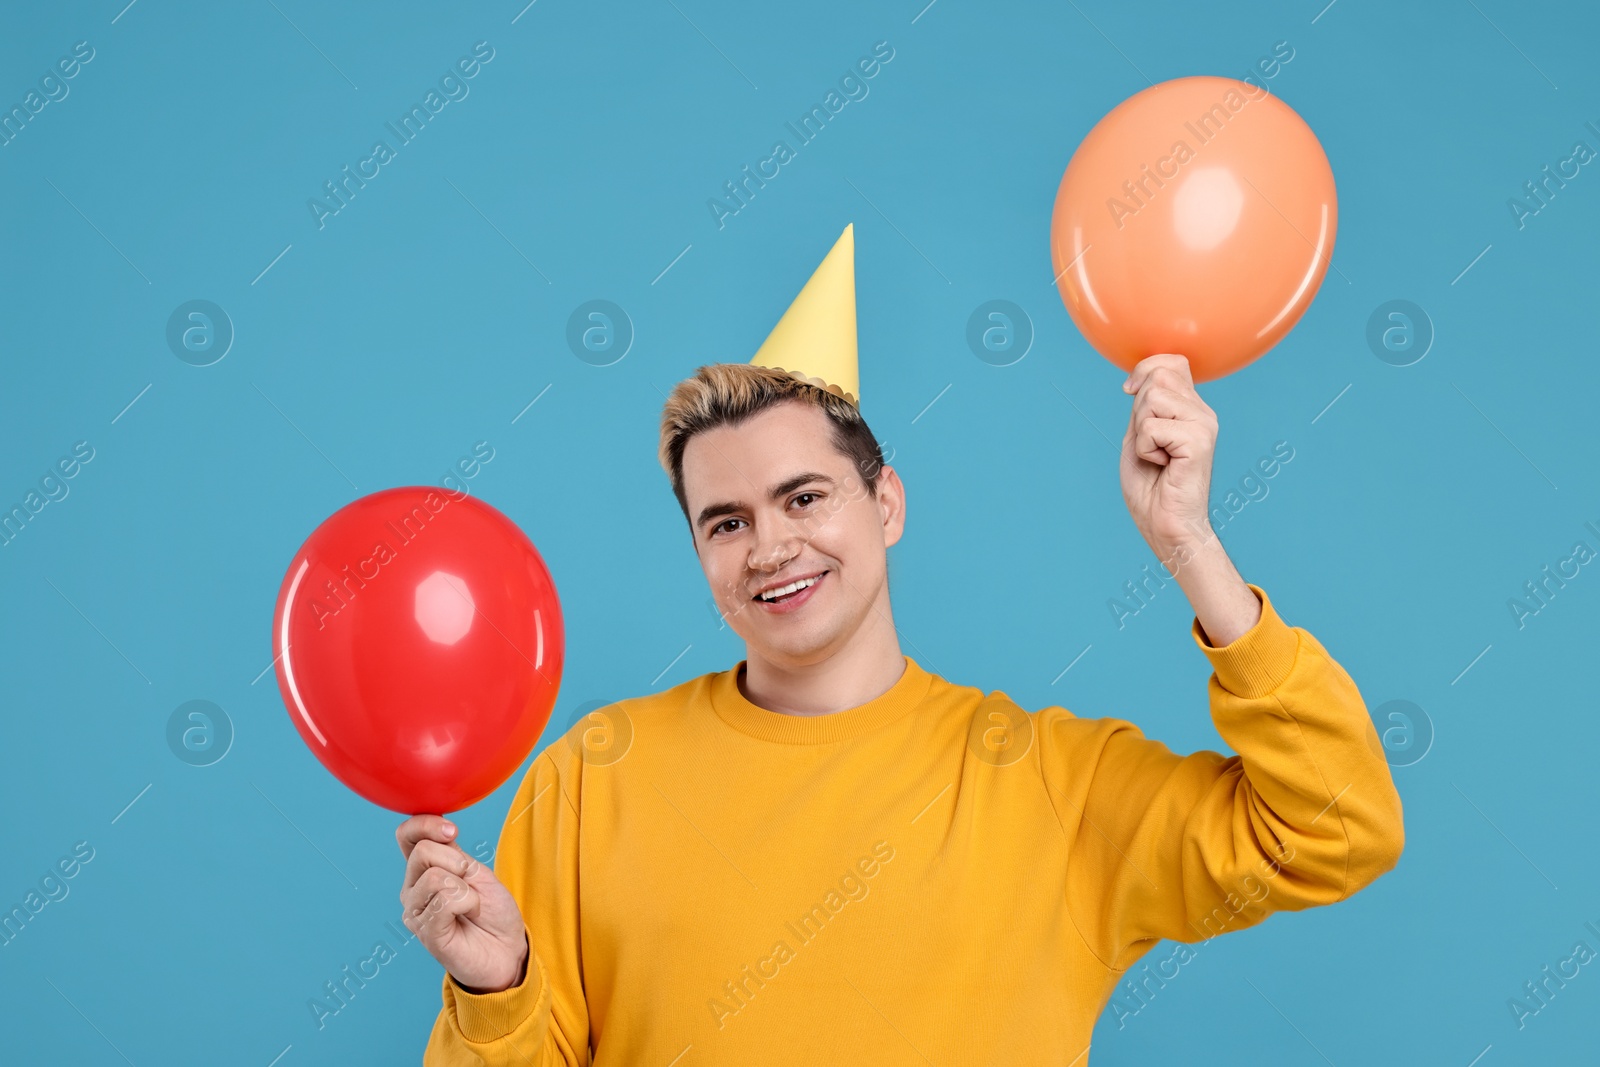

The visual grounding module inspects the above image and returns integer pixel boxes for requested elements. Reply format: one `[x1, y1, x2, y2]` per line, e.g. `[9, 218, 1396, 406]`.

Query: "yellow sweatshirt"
[422, 584, 1404, 1065]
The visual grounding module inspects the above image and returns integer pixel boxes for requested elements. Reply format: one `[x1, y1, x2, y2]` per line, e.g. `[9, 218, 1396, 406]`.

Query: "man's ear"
[879, 465, 906, 548]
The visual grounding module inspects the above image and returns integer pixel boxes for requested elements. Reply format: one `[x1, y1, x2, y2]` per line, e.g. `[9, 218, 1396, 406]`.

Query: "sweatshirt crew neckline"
[710, 654, 932, 744]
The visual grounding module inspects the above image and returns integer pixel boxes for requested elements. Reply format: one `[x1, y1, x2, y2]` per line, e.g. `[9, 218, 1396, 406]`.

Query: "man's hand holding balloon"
[397, 814, 530, 995]
[1119, 352, 1219, 562]
[1119, 352, 1261, 648]
[269, 487, 564, 997]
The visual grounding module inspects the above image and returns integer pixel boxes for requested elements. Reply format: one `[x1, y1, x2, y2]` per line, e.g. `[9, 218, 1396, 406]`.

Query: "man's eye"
[711, 494, 818, 537]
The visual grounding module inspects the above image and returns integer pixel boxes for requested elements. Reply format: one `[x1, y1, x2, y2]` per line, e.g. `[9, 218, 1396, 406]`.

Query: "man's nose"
[748, 514, 804, 574]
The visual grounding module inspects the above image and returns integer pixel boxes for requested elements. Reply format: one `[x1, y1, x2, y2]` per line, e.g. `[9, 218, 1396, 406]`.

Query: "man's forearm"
[1170, 530, 1260, 647]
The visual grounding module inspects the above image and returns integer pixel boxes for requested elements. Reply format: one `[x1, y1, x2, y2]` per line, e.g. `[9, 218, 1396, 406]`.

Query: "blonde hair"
[658, 363, 886, 526]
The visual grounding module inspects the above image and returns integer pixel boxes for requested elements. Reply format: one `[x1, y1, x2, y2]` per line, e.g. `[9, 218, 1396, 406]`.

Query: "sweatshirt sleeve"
[1042, 583, 1405, 974]
[422, 745, 591, 1066]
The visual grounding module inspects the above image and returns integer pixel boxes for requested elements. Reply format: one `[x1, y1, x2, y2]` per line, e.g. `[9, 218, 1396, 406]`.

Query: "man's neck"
[738, 612, 906, 718]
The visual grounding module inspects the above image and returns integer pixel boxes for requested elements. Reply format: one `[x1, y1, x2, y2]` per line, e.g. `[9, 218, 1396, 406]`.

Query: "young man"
[398, 225, 1405, 1065]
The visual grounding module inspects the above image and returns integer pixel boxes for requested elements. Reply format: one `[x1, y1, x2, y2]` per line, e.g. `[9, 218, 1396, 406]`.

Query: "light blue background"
[3, 1, 1597, 1063]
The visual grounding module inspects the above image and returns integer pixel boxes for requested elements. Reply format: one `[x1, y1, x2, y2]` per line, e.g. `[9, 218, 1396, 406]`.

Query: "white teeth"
[758, 574, 821, 601]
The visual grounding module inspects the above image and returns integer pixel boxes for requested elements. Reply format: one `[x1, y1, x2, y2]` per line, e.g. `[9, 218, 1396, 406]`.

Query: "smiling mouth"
[752, 570, 829, 604]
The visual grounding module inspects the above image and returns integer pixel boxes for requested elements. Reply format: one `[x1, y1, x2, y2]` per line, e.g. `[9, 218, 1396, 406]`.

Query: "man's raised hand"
[1118, 353, 1219, 563]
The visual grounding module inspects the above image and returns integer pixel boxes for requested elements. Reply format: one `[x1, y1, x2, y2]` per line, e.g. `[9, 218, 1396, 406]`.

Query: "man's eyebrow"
[695, 471, 837, 531]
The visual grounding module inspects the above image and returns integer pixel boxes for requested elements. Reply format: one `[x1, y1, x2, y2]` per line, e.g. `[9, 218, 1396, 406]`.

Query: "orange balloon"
[1050, 76, 1337, 382]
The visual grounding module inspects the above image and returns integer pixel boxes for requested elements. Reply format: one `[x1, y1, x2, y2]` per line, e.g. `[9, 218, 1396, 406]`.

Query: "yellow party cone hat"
[749, 223, 859, 407]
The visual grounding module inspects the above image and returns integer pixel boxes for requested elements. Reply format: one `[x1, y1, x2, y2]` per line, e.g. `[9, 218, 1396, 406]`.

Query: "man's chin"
[746, 627, 840, 668]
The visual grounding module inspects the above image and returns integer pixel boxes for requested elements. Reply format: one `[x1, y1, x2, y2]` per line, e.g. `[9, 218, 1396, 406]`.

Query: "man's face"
[682, 401, 905, 668]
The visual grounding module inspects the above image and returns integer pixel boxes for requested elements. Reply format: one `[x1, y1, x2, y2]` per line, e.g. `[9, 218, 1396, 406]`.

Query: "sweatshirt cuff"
[1189, 583, 1300, 699]
[446, 927, 546, 1044]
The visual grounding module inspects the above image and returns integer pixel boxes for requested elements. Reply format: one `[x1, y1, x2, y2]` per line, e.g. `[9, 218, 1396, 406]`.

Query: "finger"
[416, 873, 481, 942]
[396, 814, 459, 859]
[403, 837, 474, 895]
[1136, 416, 1208, 465]
[1122, 414, 1168, 468]
[1132, 374, 1216, 431]
[1127, 368, 1197, 409]
[1130, 384, 1198, 426]
[428, 874, 482, 930]
[402, 864, 474, 924]
[1123, 354, 1193, 395]
[1127, 385, 1207, 465]
[1133, 429, 1170, 467]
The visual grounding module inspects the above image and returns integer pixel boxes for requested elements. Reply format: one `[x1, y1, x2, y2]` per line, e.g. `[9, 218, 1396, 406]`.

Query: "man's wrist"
[1149, 517, 1219, 579]
[1167, 533, 1259, 647]
[454, 932, 530, 996]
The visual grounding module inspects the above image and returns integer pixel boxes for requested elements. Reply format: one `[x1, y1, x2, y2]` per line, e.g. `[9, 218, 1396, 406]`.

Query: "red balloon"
[271, 486, 563, 815]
